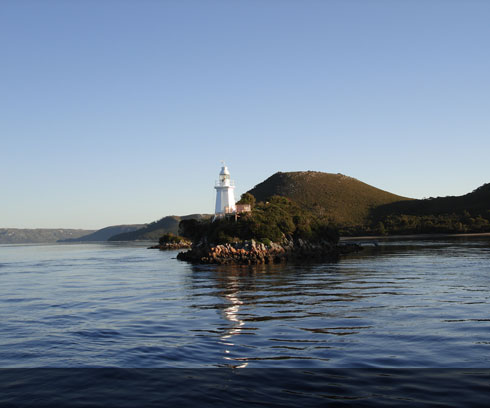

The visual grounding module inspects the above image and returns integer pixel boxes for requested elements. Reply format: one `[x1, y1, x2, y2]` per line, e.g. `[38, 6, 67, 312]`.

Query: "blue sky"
[1, 0, 489, 229]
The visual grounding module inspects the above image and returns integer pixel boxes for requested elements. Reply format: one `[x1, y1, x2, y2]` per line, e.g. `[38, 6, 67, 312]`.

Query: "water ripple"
[0, 238, 490, 368]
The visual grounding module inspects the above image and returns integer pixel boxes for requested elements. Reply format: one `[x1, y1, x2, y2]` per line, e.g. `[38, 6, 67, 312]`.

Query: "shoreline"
[177, 239, 362, 265]
[341, 232, 490, 241]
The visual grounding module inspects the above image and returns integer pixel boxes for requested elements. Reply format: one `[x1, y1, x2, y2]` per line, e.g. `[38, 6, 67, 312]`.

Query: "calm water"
[1, 238, 489, 369]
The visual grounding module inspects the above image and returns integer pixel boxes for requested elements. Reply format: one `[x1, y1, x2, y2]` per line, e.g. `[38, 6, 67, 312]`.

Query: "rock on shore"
[176, 238, 361, 265]
[148, 241, 192, 250]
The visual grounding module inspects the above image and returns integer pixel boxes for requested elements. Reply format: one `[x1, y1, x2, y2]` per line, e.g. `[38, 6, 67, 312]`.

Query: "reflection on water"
[188, 237, 490, 368]
[220, 274, 247, 368]
[0, 237, 490, 368]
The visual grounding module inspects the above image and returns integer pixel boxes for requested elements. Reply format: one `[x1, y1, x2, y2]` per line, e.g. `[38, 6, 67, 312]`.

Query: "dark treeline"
[173, 181, 490, 243]
[342, 212, 490, 236]
[356, 183, 490, 236]
[179, 194, 339, 246]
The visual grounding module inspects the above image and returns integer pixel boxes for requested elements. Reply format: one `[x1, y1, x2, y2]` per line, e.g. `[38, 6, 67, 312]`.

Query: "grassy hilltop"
[244, 171, 490, 235]
[247, 171, 411, 228]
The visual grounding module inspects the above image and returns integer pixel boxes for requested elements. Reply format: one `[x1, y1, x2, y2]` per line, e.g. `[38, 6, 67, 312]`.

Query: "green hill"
[108, 214, 211, 241]
[369, 183, 490, 234]
[373, 183, 490, 217]
[247, 171, 411, 227]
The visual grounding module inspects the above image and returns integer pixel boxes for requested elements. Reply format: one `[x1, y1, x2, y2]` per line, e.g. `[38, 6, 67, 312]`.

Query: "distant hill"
[108, 214, 211, 241]
[247, 171, 411, 226]
[59, 224, 146, 242]
[367, 183, 490, 234]
[0, 228, 95, 244]
[372, 183, 490, 217]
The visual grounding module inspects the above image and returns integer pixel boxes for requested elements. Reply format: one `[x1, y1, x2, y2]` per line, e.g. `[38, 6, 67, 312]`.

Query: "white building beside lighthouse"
[214, 164, 236, 217]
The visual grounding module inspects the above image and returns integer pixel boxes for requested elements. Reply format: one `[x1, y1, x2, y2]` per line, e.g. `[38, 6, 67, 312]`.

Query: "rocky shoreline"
[176, 238, 362, 265]
[148, 241, 192, 250]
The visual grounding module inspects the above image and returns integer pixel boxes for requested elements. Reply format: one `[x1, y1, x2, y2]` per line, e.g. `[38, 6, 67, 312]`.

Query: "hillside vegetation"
[177, 196, 344, 265]
[179, 196, 338, 245]
[247, 171, 411, 227]
[373, 183, 490, 216]
[109, 214, 211, 241]
[369, 183, 490, 235]
[245, 171, 490, 235]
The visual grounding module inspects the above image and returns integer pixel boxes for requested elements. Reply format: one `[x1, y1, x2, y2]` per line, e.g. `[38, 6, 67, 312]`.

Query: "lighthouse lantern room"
[214, 164, 236, 217]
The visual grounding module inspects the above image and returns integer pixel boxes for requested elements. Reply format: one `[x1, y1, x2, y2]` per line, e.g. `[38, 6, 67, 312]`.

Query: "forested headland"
[176, 194, 357, 265]
[245, 171, 490, 236]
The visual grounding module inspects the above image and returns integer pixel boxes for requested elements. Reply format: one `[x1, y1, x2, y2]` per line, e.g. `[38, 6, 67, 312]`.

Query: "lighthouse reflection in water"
[220, 273, 248, 368]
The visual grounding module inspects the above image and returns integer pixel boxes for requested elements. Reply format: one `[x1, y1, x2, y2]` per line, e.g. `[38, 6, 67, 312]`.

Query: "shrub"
[159, 233, 187, 245]
[237, 192, 256, 207]
[179, 195, 339, 245]
[260, 238, 272, 246]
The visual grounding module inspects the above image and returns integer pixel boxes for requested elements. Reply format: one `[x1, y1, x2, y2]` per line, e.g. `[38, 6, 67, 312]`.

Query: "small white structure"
[214, 164, 236, 217]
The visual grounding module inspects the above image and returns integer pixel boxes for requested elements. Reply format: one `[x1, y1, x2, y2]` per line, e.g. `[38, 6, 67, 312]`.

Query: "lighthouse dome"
[220, 166, 230, 175]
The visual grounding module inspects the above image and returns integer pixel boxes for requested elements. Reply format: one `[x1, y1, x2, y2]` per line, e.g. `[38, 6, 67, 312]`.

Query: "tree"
[237, 193, 256, 207]
[159, 233, 187, 245]
[179, 195, 339, 245]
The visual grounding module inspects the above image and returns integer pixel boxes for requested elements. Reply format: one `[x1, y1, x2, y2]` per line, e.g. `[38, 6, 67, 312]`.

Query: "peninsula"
[173, 165, 490, 264]
[176, 194, 359, 265]
[176, 165, 360, 265]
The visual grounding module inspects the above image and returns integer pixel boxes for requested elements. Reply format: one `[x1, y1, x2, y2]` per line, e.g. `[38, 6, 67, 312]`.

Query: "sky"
[1, 0, 489, 229]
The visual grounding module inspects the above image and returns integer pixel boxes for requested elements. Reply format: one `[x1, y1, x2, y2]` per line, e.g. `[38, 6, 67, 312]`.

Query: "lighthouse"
[214, 164, 236, 217]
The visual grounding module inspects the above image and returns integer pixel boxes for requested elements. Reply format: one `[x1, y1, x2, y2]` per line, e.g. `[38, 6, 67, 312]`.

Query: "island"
[175, 194, 361, 265]
[147, 168, 490, 264]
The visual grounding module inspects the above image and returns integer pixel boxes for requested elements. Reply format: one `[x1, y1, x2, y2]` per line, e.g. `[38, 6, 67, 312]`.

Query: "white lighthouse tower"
[214, 164, 236, 217]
